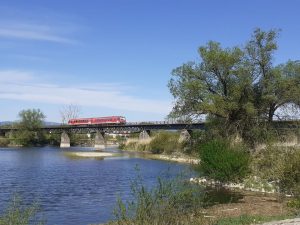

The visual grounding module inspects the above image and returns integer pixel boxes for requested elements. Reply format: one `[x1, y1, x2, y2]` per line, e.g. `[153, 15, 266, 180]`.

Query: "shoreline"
[120, 148, 200, 164]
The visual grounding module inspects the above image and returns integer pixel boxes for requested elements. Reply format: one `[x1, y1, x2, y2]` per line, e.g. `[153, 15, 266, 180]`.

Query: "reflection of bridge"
[0, 121, 206, 150]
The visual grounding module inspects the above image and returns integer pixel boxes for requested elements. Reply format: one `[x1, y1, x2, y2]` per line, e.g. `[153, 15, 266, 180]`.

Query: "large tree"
[14, 109, 46, 146]
[168, 29, 300, 137]
[246, 29, 300, 122]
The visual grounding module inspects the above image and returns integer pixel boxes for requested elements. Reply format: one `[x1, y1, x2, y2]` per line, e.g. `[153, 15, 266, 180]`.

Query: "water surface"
[0, 146, 189, 225]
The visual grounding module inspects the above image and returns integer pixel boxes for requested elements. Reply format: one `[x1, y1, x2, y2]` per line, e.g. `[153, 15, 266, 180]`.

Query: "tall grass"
[0, 196, 45, 225]
[108, 170, 206, 225]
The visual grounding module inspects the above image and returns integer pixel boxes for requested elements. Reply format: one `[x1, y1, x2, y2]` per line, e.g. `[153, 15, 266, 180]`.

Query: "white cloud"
[0, 70, 172, 115]
[0, 22, 77, 44]
[0, 70, 34, 82]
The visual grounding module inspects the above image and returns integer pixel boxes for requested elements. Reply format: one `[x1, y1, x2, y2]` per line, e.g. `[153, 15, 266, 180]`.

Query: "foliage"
[198, 139, 251, 183]
[108, 171, 205, 225]
[187, 130, 206, 154]
[253, 146, 300, 196]
[168, 28, 300, 141]
[121, 140, 149, 152]
[149, 132, 180, 154]
[0, 138, 10, 147]
[0, 196, 45, 225]
[13, 109, 46, 147]
[278, 149, 300, 196]
[45, 133, 61, 146]
[287, 198, 300, 209]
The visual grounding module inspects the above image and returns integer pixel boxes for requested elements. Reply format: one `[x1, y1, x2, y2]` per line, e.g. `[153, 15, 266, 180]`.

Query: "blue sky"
[0, 0, 300, 122]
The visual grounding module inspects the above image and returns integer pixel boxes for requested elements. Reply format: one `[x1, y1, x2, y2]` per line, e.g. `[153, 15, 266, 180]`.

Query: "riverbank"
[144, 152, 199, 164]
[103, 188, 295, 225]
[63, 151, 118, 159]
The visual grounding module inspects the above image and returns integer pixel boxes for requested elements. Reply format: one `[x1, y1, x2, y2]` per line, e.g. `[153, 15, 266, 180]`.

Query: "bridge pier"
[60, 131, 70, 148]
[178, 129, 192, 143]
[139, 130, 151, 140]
[94, 131, 105, 150]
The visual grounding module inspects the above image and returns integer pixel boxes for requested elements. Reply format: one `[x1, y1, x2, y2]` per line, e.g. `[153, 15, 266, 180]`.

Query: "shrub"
[287, 198, 300, 209]
[0, 138, 9, 147]
[149, 132, 179, 154]
[278, 149, 300, 196]
[252, 146, 286, 182]
[254, 146, 300, 196]
[0, 196, 45, 225]
[109, 172, 205, 225]
[198, 139, 251, 183]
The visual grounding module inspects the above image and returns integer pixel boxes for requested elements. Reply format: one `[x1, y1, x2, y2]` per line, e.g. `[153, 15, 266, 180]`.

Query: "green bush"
[122, 141, 149, 152]
[0, 196, 45, 225]
[109, 173, 205, 225]
[287, 198, 300, 209]
[278, 149, 300, 196]
[0, 138, 10, 147]
[252, 146, 285, 183]
[149, 132, 179, 154]
[198, 139, 251, 183]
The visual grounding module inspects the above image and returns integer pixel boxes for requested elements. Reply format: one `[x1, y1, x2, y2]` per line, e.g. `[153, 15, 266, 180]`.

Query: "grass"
[214, 214, 292, 225]
[0, 196, 45, 225]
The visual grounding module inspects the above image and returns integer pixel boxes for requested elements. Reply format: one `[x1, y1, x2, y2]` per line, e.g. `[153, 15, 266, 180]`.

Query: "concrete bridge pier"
[60, 131, 70, 148]
[139, 130, 151, 140]
[94, 131, 105, 150]
[178, 129, 192, 143]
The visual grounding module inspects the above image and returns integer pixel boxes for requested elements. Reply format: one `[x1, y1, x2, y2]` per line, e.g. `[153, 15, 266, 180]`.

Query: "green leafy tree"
[14, 109, 46, 146]
[168, 29, 300, 139]
[246, 29, 300, 122]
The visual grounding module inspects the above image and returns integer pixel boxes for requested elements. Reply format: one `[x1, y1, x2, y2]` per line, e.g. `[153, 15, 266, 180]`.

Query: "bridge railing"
[125, 120, 205, 125]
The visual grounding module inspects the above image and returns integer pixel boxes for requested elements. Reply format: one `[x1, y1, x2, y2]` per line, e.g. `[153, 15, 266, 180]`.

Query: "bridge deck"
[0, 122, 206, 133]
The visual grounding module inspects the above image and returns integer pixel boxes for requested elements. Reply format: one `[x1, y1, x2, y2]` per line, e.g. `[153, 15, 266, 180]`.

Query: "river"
[0, 146, 191, 225]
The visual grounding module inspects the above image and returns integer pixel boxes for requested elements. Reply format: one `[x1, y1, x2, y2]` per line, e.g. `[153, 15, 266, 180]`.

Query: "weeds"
[108, 168, 206, 225]
[0, 196, 45, 225]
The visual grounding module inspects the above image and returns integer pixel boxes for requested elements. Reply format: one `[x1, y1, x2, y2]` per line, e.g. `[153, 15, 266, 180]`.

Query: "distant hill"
[0, 121, 13, 126]
[44, 121, 61, 126]
[0, 121, 61, 126]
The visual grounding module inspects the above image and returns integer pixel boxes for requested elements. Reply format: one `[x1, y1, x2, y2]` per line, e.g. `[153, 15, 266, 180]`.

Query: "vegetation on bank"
[0, 108, 100, 147]
[113, 28, 300, 224]
[107, 172, 206, 225]
[0, 196, 45, 225]
[197, 139, 251, 183]
[104, 169, 296, 225]
[120, 131, 186, 154]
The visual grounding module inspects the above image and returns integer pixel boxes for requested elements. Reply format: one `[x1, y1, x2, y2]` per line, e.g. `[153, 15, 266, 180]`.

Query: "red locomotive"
[68, 116, 126, 125]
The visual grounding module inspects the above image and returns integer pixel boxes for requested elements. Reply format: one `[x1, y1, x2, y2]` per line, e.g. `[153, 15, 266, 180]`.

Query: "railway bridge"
[0, 121, 206, 150]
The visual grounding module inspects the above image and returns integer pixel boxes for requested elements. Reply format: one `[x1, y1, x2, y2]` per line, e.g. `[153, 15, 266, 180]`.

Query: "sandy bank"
[147, 154, 200, 164]
[72, 152, 114, 157]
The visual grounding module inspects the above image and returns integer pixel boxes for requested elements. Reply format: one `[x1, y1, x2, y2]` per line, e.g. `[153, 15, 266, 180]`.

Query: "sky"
[0, 0, 300, 122]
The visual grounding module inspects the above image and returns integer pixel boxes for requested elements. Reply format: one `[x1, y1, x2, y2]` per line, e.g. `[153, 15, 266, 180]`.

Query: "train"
[68, 116, 126, 125]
